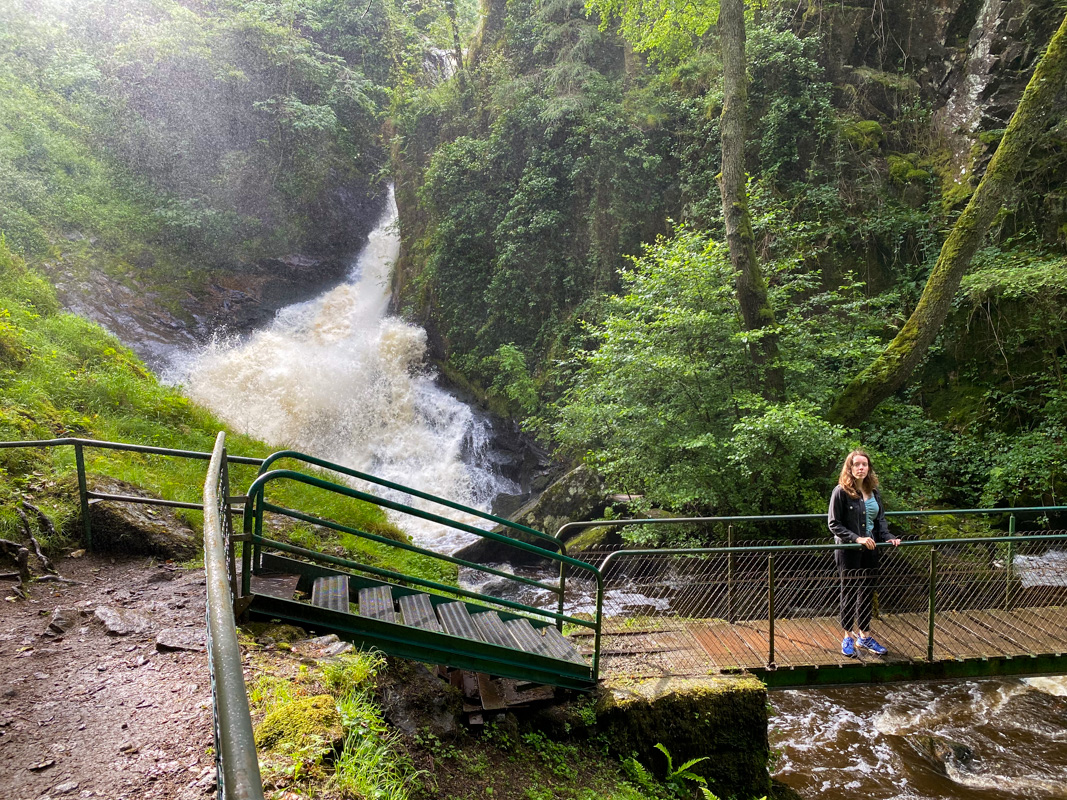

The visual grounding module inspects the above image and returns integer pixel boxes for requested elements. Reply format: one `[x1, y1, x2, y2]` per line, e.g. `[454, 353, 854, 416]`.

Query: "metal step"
[310, 575, 349, 612]
[541, 625, 587, 665]
[359, 585, 397, 623]
[438, 602, 479, 639]
[505, 618, 559, 658]
[250, 572, 301, 601]
[398, 593, 444, 632]
[472, 611, 517, 649]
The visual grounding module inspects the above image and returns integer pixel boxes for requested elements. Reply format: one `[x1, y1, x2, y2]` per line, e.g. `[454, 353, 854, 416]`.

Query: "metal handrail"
[592, 530, 1067, 673]
[204, 433, 263, 800]
[257, 450, 564, 549]
[556, 504, 1067, 540]
[0, 437, 262, 548]
[242, 468, 606, 676]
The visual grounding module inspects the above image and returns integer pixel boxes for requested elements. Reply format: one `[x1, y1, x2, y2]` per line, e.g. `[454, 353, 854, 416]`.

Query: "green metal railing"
[254, 450, 574, 625]
[240, 461, 605, 677]
[0, 437, 262, 548]
[553, 508, 1067, 684]
[0, 436, 266, 799]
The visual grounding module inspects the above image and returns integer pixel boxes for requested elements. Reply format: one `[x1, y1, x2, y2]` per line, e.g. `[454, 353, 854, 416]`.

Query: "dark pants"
[835, 547, 880, 632]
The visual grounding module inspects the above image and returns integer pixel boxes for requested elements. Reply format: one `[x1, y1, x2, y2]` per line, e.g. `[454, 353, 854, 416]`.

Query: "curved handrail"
[204, 433, 263, 800]
[247, 469, 599, 578]
[257, 449, 564, 550]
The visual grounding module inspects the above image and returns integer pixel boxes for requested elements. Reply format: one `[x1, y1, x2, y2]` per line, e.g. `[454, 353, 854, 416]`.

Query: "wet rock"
[84, 479, 197, 560]
[454, 465, 608, 566]
[156, 628, 205, 652]
[909, 734, 976, 774]
[94, 606, 154, 636]
[291, 634, 353, 658]
[596, 675, 771, 798]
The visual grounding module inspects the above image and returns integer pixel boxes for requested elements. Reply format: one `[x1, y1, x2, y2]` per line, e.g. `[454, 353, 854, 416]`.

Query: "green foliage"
[586, 0, 720, 66]
[549, 226, 861, 517]
[400, 0, 674, 385]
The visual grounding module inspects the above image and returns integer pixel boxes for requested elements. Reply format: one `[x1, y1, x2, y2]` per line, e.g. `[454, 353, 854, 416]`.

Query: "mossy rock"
[597, 675, 771, 799]
[841, 119, 883, 150]
[254, 694, 343, 753]
[242, 622, 308, 643]
[562, 524, 623, 554]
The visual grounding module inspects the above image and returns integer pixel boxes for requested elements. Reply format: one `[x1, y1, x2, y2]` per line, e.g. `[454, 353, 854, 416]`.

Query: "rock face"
[597, 676, 771, 798]
[453, 465, 608, 565]
[84, 478, 198, 560]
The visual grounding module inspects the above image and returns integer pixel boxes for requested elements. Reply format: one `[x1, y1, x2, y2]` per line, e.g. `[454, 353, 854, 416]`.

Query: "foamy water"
[180, 188, 514, 550]
[772, 678, 1067, 799]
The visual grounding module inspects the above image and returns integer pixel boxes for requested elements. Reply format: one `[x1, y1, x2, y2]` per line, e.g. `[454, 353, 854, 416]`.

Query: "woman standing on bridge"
[828, 450, 900, 658]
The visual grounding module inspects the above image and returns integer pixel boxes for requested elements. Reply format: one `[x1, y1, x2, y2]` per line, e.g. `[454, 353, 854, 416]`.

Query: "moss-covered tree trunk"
[828, 13, 1067, 428]
[718, 0, 784, 399]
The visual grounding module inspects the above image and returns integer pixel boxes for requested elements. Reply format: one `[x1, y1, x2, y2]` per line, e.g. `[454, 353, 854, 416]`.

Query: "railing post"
[73, 442, 92, 550]
[767, 552, 776, 668]
[557, 560, 567, 632]
[1005, 513, 1016, 612]
[927, 546, 937, 662]
[240, 488, 256, 598]
[727, 524, 735, 623]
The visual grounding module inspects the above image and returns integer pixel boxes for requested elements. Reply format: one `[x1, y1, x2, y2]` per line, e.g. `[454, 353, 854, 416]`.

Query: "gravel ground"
[0, 554, 216, 800]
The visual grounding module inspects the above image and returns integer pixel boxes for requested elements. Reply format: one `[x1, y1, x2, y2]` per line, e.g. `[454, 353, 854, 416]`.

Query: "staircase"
[245, 553, 595, 690]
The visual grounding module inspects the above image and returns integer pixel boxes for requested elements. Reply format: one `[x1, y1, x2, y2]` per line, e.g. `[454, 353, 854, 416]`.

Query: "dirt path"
[0, 554, 215, 800]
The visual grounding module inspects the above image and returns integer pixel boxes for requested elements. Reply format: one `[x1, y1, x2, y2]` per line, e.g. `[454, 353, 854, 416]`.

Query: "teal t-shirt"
[864, 496, 879, 535]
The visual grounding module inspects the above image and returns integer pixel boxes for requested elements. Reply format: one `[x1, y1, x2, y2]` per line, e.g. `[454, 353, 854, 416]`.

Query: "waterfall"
[181, 187, 515, 551]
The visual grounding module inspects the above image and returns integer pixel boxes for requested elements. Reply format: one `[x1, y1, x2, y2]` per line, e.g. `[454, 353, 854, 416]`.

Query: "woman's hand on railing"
[857, 536, 876, 549]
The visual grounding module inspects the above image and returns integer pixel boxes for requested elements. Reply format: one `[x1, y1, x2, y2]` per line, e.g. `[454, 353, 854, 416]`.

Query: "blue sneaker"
[841, 635, 856, 657]
[858, 636, 887, 655]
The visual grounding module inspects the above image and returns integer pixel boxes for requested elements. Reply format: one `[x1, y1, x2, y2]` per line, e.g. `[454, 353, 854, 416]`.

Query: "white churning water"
[182, 187, 511, 551]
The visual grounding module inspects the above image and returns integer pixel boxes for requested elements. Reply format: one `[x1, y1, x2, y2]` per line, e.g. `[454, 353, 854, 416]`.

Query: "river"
[771, 676, 1067, 799]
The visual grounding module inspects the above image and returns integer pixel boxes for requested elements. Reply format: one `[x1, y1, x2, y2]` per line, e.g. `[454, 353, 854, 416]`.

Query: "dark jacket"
[828, 484, 890, 544]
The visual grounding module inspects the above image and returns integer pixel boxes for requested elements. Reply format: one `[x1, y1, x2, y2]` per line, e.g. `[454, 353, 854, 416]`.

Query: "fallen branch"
[16, 505, 56, 573]
[35, 574, 85, 586]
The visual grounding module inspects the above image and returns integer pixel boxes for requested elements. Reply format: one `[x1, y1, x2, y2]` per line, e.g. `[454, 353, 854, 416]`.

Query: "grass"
[246, 647, 419, 800]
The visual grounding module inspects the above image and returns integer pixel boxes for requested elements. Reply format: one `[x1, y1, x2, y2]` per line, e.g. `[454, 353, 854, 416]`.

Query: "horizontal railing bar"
[253, 536, 597, 630]
[559, 505, 1067, 538]
[0, 437, 264, 465]
[598, 533, 1067, 572]
[88, 492, 206, 511]
[259, 450, 562, 549]
[260, 501, 563, 596]
[248, 470, 600, 578]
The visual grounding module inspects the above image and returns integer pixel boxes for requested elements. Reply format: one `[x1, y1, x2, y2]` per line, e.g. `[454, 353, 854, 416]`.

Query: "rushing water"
[771, 676, 1067, 799]
[180, 187, 515, 551]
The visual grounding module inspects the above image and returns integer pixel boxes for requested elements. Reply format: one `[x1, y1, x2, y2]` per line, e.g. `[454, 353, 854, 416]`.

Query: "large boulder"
[84, 478, 198, 560]
[454, 465, 608, 566]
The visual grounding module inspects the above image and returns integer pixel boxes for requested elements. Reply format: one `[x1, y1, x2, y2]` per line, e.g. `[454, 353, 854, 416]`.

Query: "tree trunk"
[828, 13, 1067, 428]
[718, 0, 784, 399]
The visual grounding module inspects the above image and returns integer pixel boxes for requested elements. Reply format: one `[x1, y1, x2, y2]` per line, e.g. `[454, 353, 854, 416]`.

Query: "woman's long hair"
[838, 449, 880, 498]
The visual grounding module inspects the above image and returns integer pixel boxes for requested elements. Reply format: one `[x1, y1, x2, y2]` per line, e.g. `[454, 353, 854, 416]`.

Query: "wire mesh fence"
[562, 530, 1067, 678]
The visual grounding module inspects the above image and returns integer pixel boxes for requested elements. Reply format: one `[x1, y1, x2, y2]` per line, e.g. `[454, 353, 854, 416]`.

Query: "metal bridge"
[4, 434, 1067, 800]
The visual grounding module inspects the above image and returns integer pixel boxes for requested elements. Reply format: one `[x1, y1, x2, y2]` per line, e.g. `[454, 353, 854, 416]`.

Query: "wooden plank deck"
[598, 605, 1067, 683]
